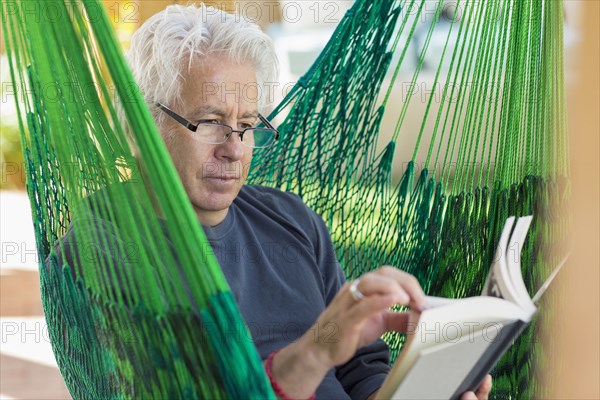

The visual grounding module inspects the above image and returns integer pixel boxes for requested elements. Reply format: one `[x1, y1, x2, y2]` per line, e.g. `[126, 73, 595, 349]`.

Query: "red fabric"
[265, 349, 317, 400]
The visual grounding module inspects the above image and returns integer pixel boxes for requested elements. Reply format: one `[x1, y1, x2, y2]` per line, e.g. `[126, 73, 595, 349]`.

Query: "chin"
[195, 192, 237, 212]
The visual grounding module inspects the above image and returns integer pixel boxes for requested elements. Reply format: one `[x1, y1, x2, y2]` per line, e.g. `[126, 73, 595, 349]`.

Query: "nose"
[214, 130, 246, 161]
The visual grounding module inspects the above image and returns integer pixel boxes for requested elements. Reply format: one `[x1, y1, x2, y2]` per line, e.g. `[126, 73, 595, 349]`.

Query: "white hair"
[126, 3, 279, 127]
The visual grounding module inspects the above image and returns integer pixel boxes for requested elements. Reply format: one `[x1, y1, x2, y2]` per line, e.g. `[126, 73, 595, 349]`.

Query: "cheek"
[242, 151, 253, 176]
[164, 136, 212, 174]
[164, 138, 185, 171]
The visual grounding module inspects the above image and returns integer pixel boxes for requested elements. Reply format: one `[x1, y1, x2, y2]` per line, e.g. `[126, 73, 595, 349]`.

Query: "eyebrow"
[190, 105, 225, 118]
[242, 111, 259, 119]
[191, 106, 259, 120]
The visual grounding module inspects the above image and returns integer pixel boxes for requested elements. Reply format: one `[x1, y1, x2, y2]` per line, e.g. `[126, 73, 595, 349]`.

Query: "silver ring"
[349, 279, 364, 301]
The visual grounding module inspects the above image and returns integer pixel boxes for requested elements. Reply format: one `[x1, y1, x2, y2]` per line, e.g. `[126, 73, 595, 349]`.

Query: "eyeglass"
[156, 103, 279, 149]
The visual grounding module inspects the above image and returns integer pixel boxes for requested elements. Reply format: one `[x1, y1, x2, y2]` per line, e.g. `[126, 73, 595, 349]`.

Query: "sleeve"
[309, 207, 391, 400]
[46, 215, 139, 294]
[49, 212, 170, 307]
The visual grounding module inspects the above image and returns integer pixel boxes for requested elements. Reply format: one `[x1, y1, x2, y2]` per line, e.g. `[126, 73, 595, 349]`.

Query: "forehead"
[179, 57, 259, 114]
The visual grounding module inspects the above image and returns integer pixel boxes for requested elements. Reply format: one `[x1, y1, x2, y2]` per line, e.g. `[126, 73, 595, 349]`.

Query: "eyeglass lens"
[195, 124, 275, 148]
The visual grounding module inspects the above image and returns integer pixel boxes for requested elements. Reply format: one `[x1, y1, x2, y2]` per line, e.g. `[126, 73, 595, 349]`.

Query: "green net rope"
[3, 0, 273, 398]
[250, 1, 569, 397]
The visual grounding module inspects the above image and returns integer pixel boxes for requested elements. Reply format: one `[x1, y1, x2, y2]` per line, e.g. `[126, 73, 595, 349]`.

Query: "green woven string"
[253, 1, 568, 398]
[4, 0, 274, 398]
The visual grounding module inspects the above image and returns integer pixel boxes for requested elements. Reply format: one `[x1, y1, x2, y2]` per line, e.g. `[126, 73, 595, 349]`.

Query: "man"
[65, 3, 492, 399]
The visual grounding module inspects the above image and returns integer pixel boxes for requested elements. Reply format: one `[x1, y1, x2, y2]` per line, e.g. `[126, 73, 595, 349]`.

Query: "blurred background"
[1, 1, 598, 399]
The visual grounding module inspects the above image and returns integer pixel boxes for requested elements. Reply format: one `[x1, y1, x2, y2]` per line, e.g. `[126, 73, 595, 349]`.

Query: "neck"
[196, 208, 229, 227]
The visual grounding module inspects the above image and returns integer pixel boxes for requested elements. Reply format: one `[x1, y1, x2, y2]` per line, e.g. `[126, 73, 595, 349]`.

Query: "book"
[375, 216, 566, 400]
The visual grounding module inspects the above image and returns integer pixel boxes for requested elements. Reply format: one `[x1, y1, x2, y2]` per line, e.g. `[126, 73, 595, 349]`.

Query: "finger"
[338, 281, 356, 305]
[345, 294, 398, 326]
[351, 274, 410, 304]
[460, 391, 478, 400]
[475, 375, 492, 399]
[381, 311, 411, 332]
[374, 266, 426, 310]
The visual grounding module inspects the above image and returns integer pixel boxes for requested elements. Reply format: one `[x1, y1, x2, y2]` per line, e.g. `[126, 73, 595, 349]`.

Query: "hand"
[302, 266, 426, 369]
[269, 266, 425, 399]
[460, 375, 493, 400]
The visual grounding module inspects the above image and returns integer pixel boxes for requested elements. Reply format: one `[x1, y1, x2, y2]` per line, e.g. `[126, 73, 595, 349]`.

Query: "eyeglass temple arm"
[157, 103, 278, 139]
[156, 103, 198, 132]
[258, 114, 280, 139]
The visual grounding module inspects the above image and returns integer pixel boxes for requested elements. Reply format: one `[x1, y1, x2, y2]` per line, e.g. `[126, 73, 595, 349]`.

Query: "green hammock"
[2, 0, 568, 398]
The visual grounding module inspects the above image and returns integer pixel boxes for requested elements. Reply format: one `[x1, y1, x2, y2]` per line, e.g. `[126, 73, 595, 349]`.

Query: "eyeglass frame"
[155, 102, 279, 148]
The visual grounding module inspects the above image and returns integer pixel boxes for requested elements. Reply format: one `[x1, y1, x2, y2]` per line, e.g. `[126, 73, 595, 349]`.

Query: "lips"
[205, 175, 239, 180]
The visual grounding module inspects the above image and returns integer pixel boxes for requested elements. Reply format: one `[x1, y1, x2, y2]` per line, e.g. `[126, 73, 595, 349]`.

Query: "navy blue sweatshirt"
[202, 185, 390, 399]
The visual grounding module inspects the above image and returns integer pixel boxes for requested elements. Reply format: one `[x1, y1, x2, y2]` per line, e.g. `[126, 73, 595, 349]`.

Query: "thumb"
[460, 391, 478, 400]
[383, 311, 412, 332]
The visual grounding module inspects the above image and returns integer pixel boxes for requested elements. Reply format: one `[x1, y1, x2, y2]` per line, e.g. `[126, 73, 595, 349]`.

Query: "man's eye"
[198, 119, 222, 125]
[241, 119, 260, 129]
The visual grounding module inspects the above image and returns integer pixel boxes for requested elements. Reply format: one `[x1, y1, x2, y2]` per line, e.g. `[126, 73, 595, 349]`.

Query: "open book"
[376, 216, 566, 400]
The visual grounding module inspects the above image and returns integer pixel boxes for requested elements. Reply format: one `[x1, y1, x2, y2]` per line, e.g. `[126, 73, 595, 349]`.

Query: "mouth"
[205, 175, 240, 182]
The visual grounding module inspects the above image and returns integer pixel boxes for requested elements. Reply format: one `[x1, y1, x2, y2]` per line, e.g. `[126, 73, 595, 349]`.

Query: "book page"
[379, 296, 529, 398]
[422, 295, 458, 309]
[482, 217, 518, 300]
[381, 328, 492, 399]
[505, 216, 536, 314]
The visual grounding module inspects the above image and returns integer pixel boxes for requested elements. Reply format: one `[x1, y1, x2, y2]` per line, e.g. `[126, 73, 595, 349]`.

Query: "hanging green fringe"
[251, 1, 569, 398]
[3, 0, 274, 398]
